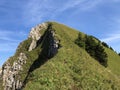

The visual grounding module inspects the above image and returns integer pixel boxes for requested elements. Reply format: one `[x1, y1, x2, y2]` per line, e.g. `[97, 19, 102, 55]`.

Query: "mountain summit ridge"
[0, 22, 120, 90]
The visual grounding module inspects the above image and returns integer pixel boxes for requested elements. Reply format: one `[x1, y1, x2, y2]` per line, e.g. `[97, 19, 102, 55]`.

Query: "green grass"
[1, 22, 120, 90]
[105, 48, 120, 78]
[23, 22, 120, 90]
[0, 77, 3, 90]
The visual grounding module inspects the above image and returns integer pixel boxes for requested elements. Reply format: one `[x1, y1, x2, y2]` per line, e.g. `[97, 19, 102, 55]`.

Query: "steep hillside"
[0, 22, 120, 90]
[105, 48, 120, 78]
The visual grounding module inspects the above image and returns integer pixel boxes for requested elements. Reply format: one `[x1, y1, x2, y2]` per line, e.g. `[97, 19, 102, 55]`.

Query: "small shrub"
[109, 47, 114, 51]
[118, 53, 120, 56]
[75, 33, 85, 49]
[102, 42, 109, 48]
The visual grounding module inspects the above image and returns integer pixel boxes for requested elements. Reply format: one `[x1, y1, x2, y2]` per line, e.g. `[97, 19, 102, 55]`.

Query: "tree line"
[75, 33, 108, 67]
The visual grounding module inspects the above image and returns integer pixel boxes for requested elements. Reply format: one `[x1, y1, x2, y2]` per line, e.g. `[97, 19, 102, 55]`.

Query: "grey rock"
[0, 68, 2, 77]
[28, 23, 47, 51]
[2, 53, 27, 90]
[48, 30, 60, 58]
[1, 22, 60, 90]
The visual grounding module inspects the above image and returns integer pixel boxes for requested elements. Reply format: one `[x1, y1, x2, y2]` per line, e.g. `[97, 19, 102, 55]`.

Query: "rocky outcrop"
[0, 68, 2, 77]
[2, 53, 27, 90]
[28, 22, 60, 57]
[48, 30, 60, 58]
[28, 23, 47, 51]
[1, 22, 60, 90]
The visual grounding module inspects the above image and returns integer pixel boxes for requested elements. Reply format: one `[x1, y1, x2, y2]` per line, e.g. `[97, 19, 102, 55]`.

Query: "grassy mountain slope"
[105, 48, 120, 78]
[23, 22, 120, 90]
[0, 77, 3, 89]
[1, 22, 120, 90]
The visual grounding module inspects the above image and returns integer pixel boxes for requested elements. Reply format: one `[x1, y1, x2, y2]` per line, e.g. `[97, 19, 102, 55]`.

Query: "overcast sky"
[0, 0, 120, 66]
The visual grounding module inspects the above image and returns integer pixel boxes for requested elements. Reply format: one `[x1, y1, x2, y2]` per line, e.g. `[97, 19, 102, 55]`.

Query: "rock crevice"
[48, 30, 60, 58]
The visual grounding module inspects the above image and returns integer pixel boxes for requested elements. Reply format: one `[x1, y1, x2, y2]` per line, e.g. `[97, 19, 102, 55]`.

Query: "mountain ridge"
[0, 22, 120, 90]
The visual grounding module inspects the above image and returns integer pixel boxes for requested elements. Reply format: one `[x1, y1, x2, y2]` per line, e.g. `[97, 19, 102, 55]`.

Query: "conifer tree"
[75, 33, 85, 49]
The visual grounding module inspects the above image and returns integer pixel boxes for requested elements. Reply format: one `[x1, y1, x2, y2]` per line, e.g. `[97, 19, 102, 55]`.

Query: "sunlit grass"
[1, 22, 120, 90]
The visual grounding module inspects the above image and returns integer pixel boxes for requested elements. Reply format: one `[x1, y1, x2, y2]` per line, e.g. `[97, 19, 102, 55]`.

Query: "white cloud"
[101, 22, 120, 43]
[0, 42, 18, 52]
[22, 0, 51, 25]
[0, 37, 19, 42]
[77, 0, 102, 11]
[0, 30, 27, 41]
[22, 0, 104, 25]
[0, 30, 27, 53]
[0, 30, 27, 66]
[100, 16, 120, 43]
[100, 32, 120, 52]
[56, 0, 84, 12]
[101, 34, 120, 43]
[100, 12, 120, 42]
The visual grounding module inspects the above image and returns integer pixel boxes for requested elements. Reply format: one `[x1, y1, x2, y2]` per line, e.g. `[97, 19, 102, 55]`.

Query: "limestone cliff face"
[2, 53, 27, 90]
[28, 23, 47, 51]
[1, 22, 60, 90]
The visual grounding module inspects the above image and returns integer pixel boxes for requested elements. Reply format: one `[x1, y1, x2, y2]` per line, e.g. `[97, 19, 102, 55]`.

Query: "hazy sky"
[0, 0, 120, 66]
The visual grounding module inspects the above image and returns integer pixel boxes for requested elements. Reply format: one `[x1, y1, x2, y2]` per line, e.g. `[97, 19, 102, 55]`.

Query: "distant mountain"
[0, 22, 120, 90]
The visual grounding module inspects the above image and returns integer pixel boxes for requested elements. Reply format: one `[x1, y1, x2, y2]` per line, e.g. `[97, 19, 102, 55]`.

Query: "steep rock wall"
[1, 22, 60, 90]
[47, 30, 60, 58]
[2, 53, 27, 90]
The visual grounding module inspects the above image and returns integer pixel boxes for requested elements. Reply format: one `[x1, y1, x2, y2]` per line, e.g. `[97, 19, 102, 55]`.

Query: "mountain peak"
[0, 22, 120, 90]
[28, 22, 47, 39]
